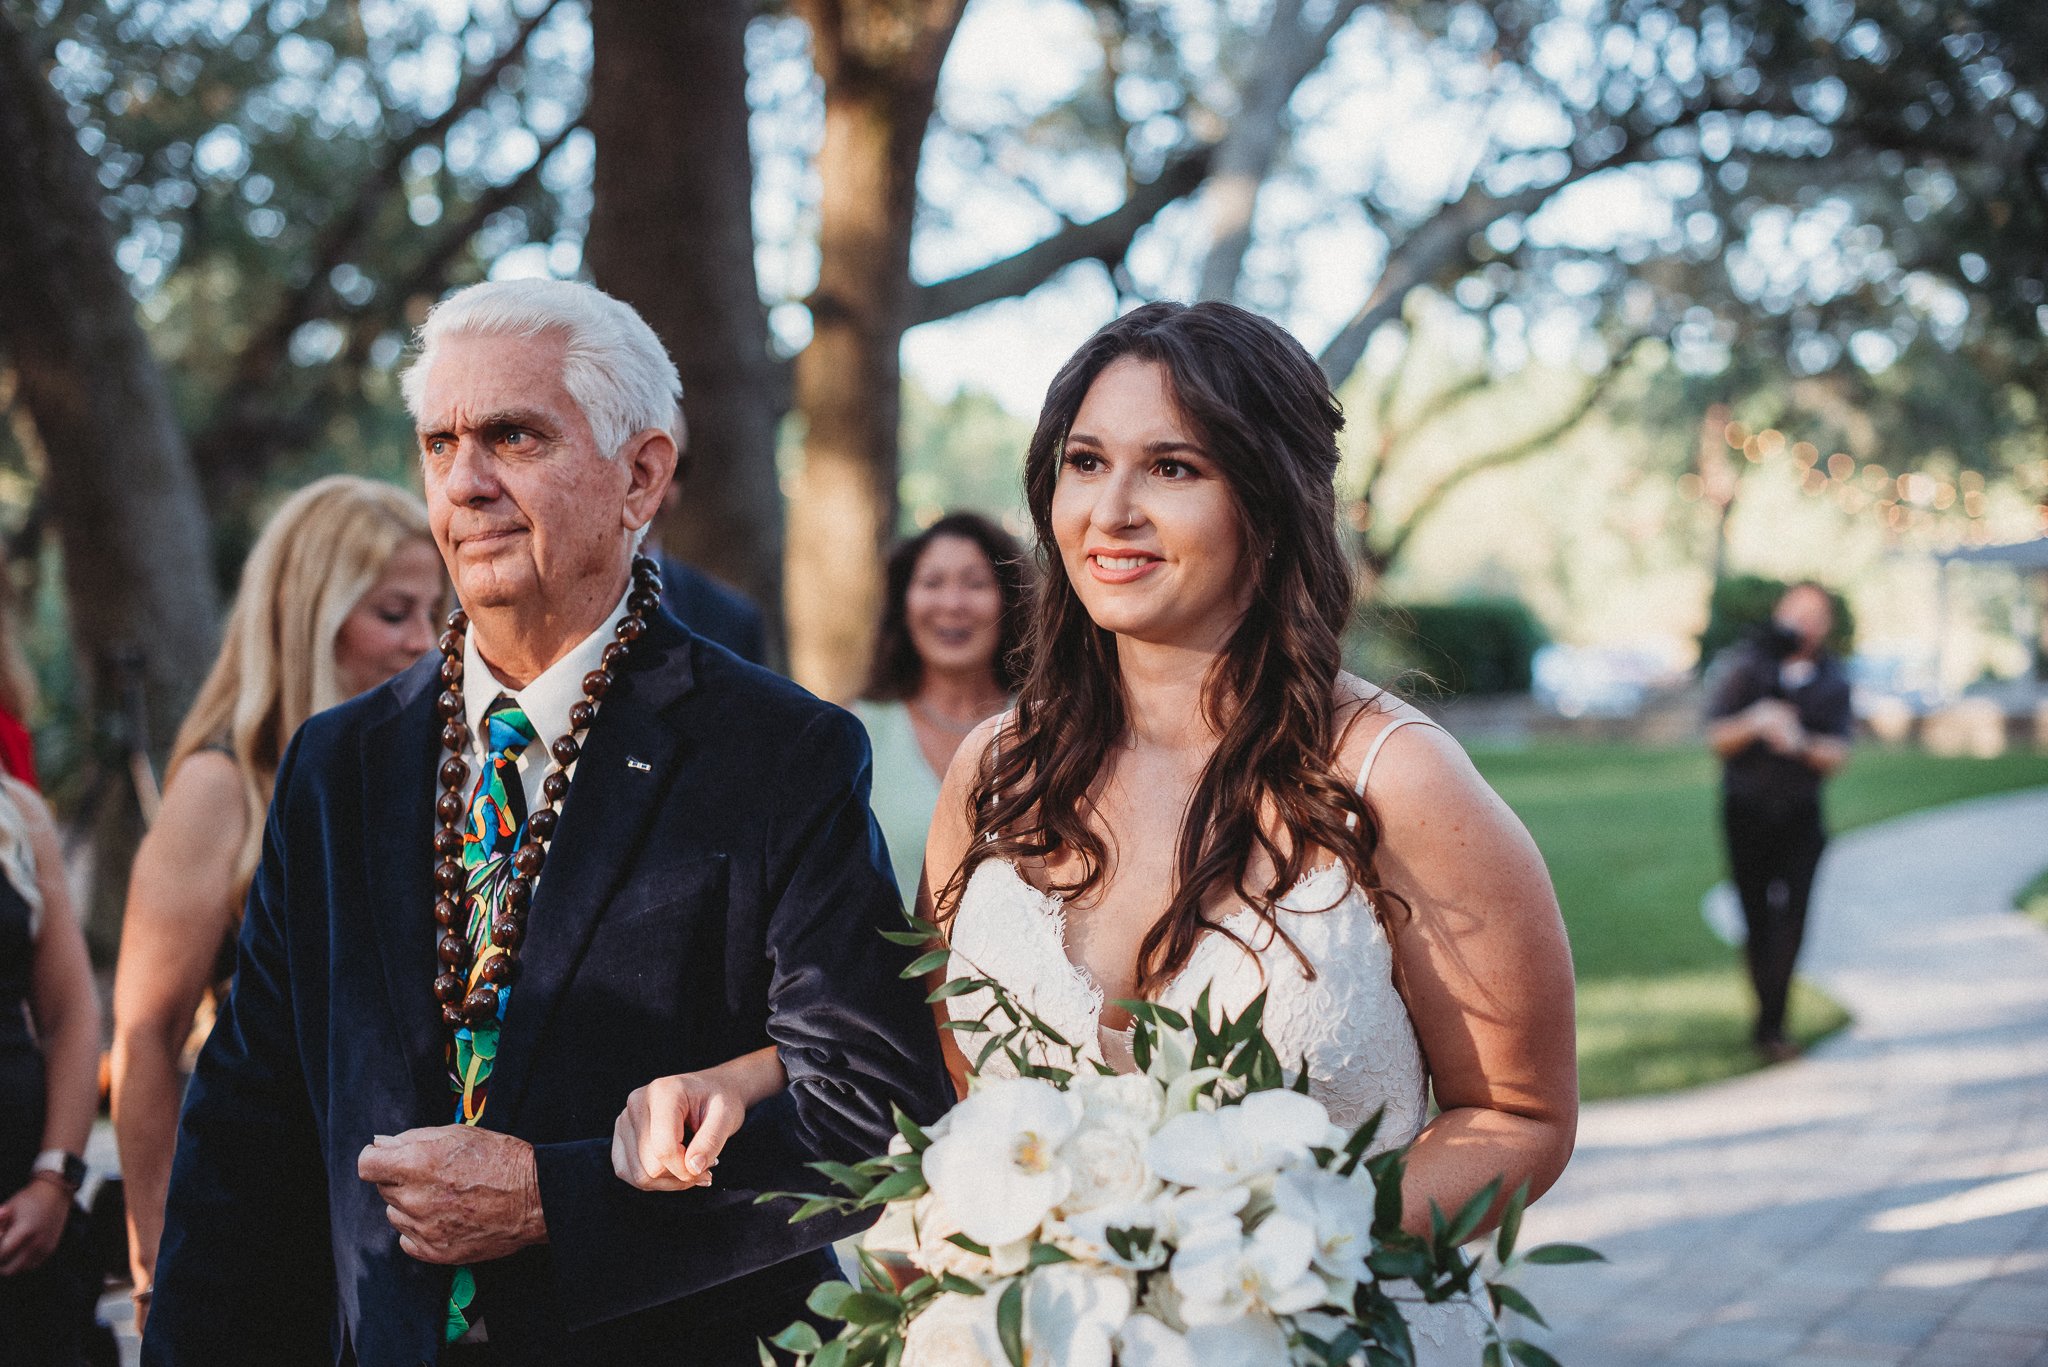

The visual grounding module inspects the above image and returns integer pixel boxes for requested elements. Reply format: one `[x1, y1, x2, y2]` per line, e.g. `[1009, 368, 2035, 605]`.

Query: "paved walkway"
[1517, 787, 2048, 1366]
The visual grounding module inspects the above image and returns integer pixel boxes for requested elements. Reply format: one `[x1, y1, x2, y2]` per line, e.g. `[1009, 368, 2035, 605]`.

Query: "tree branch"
[198, 0, 568, 459]
[1368, 337, 1648, 572]
[906, 143, 1214, 325]
[1195, 0, 1370, 300]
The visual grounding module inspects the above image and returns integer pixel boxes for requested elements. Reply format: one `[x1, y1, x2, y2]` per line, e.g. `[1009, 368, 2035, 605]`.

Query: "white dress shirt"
[457, 588, 632, 813]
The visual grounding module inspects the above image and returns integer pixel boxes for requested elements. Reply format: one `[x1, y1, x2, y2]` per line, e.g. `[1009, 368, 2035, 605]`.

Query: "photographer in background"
[1706, 581, 1854, 1064]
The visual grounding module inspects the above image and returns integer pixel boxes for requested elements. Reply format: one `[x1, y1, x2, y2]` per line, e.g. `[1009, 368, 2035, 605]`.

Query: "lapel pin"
[626, 756, 652, 772]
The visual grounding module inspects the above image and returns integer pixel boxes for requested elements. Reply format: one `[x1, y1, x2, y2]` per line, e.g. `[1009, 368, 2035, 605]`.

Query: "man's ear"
[620, 428, 679, 534]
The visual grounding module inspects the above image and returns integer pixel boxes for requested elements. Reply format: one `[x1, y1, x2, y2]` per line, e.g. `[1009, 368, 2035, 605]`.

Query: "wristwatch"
[31, 1148, 86, 1192]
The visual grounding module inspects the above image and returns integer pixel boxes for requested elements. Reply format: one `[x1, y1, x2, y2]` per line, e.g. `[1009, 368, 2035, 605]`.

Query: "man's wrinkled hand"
[356, 1126, 547, 1265]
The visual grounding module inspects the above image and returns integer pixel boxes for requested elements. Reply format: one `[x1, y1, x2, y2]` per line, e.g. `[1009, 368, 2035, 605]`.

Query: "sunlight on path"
[1518, 787, 2048, 1366]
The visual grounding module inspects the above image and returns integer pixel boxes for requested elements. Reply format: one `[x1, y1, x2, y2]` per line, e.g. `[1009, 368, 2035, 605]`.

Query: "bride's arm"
[918, 715, 1006, 1100]
[1360, 719, 1578, 1239]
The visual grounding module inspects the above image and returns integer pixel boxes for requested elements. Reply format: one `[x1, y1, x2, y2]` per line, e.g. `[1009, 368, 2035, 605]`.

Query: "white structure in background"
[1927, 536, 2048, 754]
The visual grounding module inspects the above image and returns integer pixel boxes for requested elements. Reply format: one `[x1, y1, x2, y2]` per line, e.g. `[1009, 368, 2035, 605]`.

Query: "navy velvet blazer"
[656, 552, 766, 666]
[144, 612, 951, 1366]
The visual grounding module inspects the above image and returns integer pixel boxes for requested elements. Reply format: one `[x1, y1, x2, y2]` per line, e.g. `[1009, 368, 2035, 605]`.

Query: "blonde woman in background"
[111, 475, 442, 1325]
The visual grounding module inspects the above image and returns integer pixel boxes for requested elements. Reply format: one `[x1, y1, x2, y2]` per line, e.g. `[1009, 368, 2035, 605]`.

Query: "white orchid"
[922, 1076, 1082, 1247]
[1272, 1162, 1378, 1283]
[1182, 1313, 1296, 1366]
[1171, 1208, 1328, 1324]
[900, 1290, 1003, 1367]
[1022, 1262, 1134, 1367]
[1117, 1312, 1201, 1367]
[1057, 1198, 1170, 1270]
[1148, 1089, 1340, 1190]
[1116, 1309, 1295, 1367]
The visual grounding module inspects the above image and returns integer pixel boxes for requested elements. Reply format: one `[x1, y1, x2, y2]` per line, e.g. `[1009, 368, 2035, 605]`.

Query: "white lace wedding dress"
[944, 717, 1492, 1363]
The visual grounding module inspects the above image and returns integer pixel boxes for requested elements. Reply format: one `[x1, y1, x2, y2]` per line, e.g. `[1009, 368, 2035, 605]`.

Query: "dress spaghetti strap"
[1353, 715, 1445, 797]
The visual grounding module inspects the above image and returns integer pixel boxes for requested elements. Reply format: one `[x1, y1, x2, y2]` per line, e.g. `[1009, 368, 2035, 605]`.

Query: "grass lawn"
[1465, 742, 2048, 1100]
[2020, 864, 2048, 930]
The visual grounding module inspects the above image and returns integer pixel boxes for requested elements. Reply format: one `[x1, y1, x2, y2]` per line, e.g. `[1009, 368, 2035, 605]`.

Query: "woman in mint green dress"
[854, 513, 1030, 906]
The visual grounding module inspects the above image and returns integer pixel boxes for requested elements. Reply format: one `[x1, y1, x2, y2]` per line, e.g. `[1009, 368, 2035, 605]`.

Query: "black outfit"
[0, 874, 95, 1366]
[655, 552, 766, 666]
[1706, 641, 1854, 1044]
[143, 612, 952, 1367]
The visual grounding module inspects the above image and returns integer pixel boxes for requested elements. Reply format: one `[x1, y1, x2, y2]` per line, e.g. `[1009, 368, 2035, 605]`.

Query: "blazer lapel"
[360, 655, 450, 1123]
[483, 616, 698, 1125]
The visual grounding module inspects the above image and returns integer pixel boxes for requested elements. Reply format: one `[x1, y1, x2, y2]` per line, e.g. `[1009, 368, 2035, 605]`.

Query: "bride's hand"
[610, 1071, 748, 1192]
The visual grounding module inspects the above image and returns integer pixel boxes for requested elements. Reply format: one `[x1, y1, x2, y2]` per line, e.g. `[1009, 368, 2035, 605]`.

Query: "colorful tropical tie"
[446, 694, 536, 1342]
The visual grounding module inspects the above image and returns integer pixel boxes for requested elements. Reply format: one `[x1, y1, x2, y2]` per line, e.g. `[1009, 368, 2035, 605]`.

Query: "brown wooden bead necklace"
[429, 554, 663, 1029]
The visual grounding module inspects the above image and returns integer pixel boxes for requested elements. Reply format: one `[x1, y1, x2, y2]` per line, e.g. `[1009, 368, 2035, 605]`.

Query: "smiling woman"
[112, 475, 440, 1327]
[855, 511, 1031, 906]
[918, 300, 1578, 1362]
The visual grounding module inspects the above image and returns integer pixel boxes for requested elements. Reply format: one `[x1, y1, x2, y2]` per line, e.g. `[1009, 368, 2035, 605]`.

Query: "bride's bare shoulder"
[1329, 673, 1470, 791]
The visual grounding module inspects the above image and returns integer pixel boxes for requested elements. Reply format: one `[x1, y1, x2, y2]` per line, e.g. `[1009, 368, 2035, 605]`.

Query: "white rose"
[1059, 1115, 1162, 1214]
[902, 1290, 1003, 1367]
[922, 1077, 1081, 1246]
[1071, 1069, 1166, 1129]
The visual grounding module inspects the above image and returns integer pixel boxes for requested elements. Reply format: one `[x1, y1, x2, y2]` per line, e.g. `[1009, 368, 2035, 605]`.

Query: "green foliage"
[1363, 599, 1548, 697]
[2016, 865, 2048, 930]
[1698, 575, 1854, 673]
[1470, 741, 2048, 1098]
[897, 382, 1033, 535]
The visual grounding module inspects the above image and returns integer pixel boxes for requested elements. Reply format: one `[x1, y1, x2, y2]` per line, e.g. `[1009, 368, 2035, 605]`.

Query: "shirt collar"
[463, 586, 632, 751]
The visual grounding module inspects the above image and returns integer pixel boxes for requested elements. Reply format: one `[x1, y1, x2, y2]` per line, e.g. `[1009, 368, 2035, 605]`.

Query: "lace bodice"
[946, 857, 1429, 1144]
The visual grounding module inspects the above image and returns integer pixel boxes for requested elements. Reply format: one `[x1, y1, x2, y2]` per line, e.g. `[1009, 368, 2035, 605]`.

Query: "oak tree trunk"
[585, 0, 787, 660]
[785, 0, 966, 700]
[0, 10, 222, 950]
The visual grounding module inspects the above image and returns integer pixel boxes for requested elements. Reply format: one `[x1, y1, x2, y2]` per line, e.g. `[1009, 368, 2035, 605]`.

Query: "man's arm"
[142, 737, 333, 1366]
[533, 705, 952, 1331]
[1800, 672, 1856, 777]
[1705, 651, 1799, 758]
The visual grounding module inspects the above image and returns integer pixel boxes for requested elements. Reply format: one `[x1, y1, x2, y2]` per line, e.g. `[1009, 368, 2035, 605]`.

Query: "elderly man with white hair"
[144, 279, 950, 1366]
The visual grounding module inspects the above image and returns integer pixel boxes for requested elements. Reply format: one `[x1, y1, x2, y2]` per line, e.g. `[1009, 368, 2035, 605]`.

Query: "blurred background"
[3, 0, 2047, 1105]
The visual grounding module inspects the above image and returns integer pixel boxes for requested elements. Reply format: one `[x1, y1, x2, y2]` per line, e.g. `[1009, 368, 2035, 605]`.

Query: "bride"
[922, 301, 1578, 1359]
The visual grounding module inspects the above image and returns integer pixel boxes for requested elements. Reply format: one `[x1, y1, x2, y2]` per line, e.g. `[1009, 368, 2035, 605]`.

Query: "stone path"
[1516, 787, 2048, 1366]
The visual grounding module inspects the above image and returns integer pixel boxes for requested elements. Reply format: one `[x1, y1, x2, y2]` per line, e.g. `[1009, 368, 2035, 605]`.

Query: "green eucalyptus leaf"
[1026, 1242, 1073, 1268]
[1507, 1339, 1564, 1367]
[834, 1292, 900, 1325]
[1522, 1243, 1605, 1266]
[1496, 1182, 1529, 1263]
[864, 1169, 928, 1205]
[1489, 1282, 1548, 1328]
[808, 1281, 857, 1318]
[996, 1280, 1025, 1367]
[771, 1320, 825, 1353]
[1447, 1176, 1502, 1247]
[901, 949, 952, 978]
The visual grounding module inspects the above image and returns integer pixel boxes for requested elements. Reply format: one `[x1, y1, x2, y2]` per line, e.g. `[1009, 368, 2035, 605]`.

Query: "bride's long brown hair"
[937, 301, 1391, 993]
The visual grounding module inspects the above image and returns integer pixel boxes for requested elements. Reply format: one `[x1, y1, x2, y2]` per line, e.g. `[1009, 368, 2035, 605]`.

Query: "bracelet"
[28, 1168, 78, 1194]
[132, 1286, 154, 1305]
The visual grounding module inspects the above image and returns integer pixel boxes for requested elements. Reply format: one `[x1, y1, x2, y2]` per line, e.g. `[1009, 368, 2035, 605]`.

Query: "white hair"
[399, 278, 682, 459]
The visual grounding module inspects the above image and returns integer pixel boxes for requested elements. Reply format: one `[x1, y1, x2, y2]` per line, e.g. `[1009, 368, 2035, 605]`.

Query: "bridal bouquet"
[760, 924, 1595, 1366]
